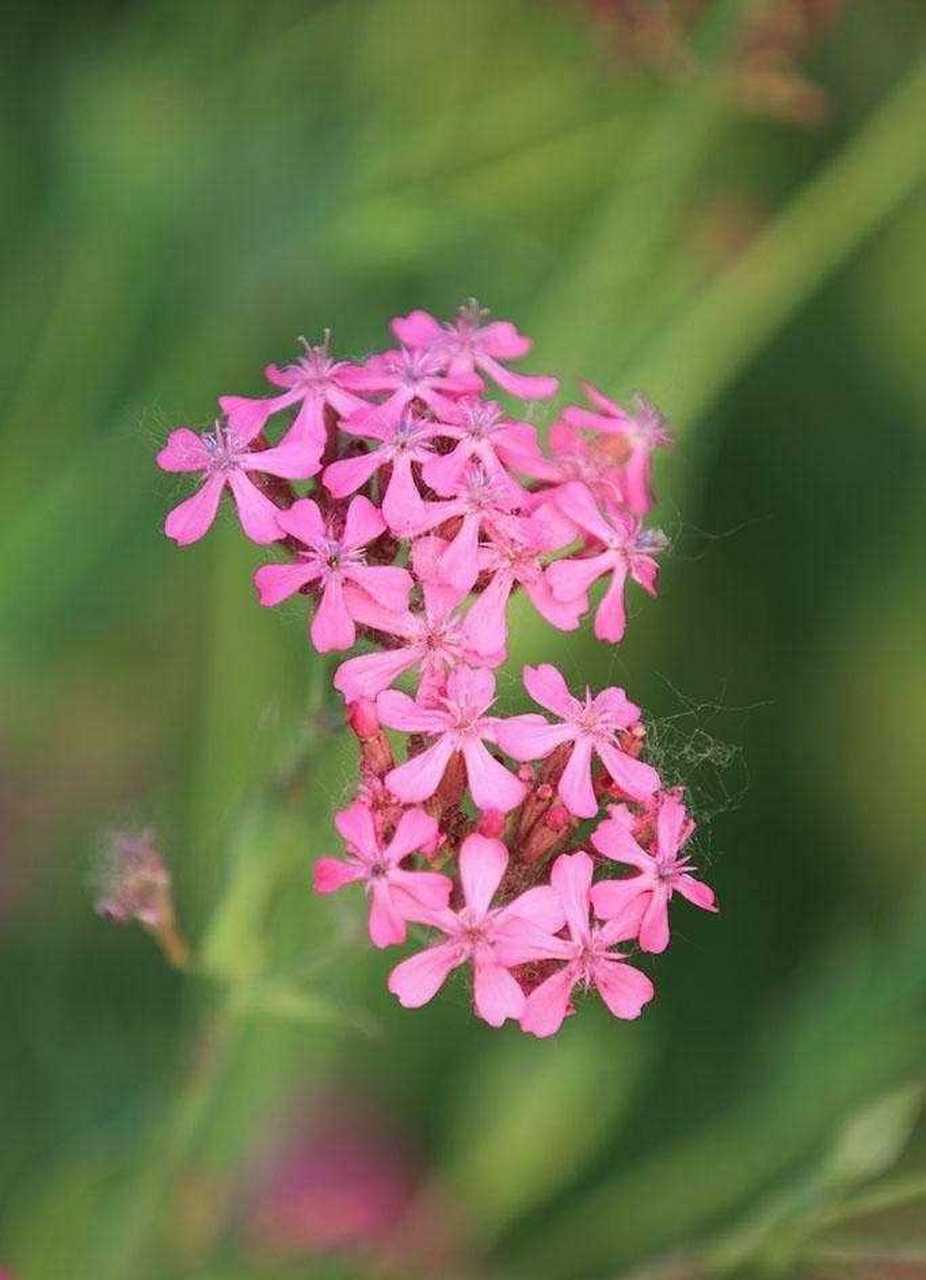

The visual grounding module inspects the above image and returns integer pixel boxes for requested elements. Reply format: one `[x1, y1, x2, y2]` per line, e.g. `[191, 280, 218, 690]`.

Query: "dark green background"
[3, 2, 925, 1277]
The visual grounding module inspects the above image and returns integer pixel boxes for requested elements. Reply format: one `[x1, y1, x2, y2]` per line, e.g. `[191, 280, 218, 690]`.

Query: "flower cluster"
[157, 302, 717, 1036]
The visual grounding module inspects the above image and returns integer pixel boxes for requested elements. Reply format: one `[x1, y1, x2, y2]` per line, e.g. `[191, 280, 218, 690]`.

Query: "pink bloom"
[519, 416, 628, 519]
[545, 481, 667, 643]
[313, 802, 451, 948]
[333, 588, 499, 704]
[464, 514, 586, 658]
[414, 462, 524, 594]
[590, 791, 717, 953]
[387, 834, 565, 1026]
[219, 336, 370, 459]
[391, 301, 559, 400]
[421, 397, 547, 496]
[495, 663, 660, 818]
[253, 496, 411, 653]
[561, 384, 671, 516]
[322, 410, 443, 536]
[157, 418, 318, 546]
[518, 851, 655, 1038]
[378, 667, 525, 812]
[340, 346, 482, 428]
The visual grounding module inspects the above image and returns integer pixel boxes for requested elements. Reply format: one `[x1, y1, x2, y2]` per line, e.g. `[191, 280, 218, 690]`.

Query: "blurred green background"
[3, 1, 926, 1277]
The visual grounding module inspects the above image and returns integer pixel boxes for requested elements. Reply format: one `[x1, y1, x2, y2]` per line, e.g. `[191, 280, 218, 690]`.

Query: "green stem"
[630, 54, 926, 427]
[103, 1001, 239, 1280]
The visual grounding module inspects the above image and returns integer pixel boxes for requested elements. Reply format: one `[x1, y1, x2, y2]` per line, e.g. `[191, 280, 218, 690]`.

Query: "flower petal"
[376, 689, 449, 735]
[385, 735, 457, 803]
[550, 851, 594, 944]
[333, 801, 378, 860]
[275, 497, 326, 546]
[367, 880, 409, 949]
[312, 857, 366, 894]
[520, 964, 577, 1038]
[253, 560, 320, 607]
[227, 471, 285, 544]
[473, 957, 525, 1028]
[557, 736, 598, 819]
[388, 941, 463, 1008]
[595, 741, 660, 803]
[323, 450, 383, 499]
[333, 646, 420, 702]
[157, 428, 210, 472]
[522, 663, 577, 719]
[637, 886, 671, 953]
[310, 575, 356, 652]
[461, 739, 525, 813]
[458, 833, 507, 918]
[385, 808, 440, 863]
[342, 493, 386, 549]
[494, 714, 574, 762]
[164, 473, 226, 545]
[593, 957, 654, 1019]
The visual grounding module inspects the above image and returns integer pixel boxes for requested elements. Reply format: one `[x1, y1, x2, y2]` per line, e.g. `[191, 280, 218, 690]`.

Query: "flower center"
[202, 423, 244, 473]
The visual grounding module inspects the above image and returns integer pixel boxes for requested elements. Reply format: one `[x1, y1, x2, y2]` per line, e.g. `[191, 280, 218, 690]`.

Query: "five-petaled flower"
[561, 384, 671, 517]
[388, 834, 565, 1026]
[378, 667, 525, 812]
[590, 791, 718, 953]
[158, 418, 318, 545]
[515, 851, 655, 1037]
[497, 663, 660, 818]
[314, 802, 451, 948]
[253, 495, 412, 652]
[392, 301, 560, 400]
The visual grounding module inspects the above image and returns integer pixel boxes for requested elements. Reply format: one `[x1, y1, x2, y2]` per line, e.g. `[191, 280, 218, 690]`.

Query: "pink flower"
[518, 851, 655, 1038]
[545, 481, 667, 643]
[253, 496, 411, 653]
[519, 417, 628, 518]
[313, 802, 451, 948]
[590, 791, 718, 953]
[157, 418, 318, 546]
[340, 346, 482, 428]
[333, 587, 499, 704]
[464, 514, 587, 658]
[391, 301, 559, 400]
[387, 834, 565, 1026]
[414, 462, 524, 594]
[219, 336, 370, 458]
[378, 667, 525, 812]
[420, 397, 547, 496]
[322, 410, 442, 536]
[495, 663, 660, 818]
[561, 384, 671, 516]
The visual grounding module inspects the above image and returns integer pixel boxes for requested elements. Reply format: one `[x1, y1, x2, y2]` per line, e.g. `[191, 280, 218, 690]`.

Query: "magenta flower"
[545, 481, 667, 643]
[157, 418, 318, 546]
[518, 851, 655, 1038]
[322, 410, 443, 536]
[420, 397, 547, 496]
[414, 462, 524, 594]
[561, 384, 671, 516]
[218, 337, 370, 460]
[341, 345, 482, 428]
[590, 792, 718, 953]
[519, 416, 628, 518]
[464, 514, 587, 658]
[333, 587, 499, 704]
[388, 834, 565, 1026]
[391, 301, 559, 400]
[378, 667, 525, 812]
[253, 496, 412, 653]
[314, 802, 451, 948]
[496, 663, 660, 818]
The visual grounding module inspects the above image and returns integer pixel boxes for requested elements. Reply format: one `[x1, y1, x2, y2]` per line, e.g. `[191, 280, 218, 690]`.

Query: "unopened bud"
[477, 809, 506, 839]
[347, 698, 380, 740]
